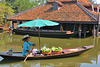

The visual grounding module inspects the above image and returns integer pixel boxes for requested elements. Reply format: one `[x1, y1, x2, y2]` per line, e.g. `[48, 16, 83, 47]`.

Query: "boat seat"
[82, 46, 87, 49]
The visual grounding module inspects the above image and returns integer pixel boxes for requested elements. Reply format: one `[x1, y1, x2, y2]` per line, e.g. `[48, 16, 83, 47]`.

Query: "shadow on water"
[0, 56, 92, 67]
[0, 59, 22, 64]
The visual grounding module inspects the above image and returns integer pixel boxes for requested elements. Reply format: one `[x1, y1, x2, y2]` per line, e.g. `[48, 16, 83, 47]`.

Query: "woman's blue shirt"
[22, 41, 34, 56]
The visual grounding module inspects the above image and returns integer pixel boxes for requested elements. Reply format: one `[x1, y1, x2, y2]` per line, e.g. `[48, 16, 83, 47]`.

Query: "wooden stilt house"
[7, 0, 100, 38]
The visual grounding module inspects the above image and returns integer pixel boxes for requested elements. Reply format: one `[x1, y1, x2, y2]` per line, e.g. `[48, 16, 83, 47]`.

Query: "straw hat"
[22, 35, 30, 41]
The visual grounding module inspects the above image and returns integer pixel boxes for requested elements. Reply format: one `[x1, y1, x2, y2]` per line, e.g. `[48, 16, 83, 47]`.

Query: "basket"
[52, 51, 62, 54]
[41, 51, 51, 55]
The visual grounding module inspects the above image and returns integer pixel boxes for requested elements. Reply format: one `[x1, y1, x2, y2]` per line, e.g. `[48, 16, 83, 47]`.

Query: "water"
[0, 32, 100, 67]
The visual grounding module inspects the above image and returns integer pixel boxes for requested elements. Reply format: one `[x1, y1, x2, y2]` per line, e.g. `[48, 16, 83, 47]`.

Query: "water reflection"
[80, 54, 100, 67]
[0, 32, 100, 67]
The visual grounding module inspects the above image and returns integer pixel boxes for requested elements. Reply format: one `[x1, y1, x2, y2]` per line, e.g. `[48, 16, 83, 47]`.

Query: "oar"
[24, 45, 36, 62]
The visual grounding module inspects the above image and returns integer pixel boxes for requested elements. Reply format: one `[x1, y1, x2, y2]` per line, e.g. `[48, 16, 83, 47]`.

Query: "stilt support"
[12, 21, 14, 34]
[96, 24, 99, 37]
[79, 24, 81, 38]
[92, 5, 94, 12]
[60, 24, 63, 32]
[84, 25, 86, 38]
[93, 24, 95, 38]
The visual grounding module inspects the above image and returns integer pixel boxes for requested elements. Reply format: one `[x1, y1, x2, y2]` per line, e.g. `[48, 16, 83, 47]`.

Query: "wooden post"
[97, 7, 99, 13]
[12, 21, 14, 30]
[60, 24, 62, 31]
[93, 24, 95, 38]
[96, 12, 100, 37]
[60, 24, 63, 32]
[84, 25, 86, 38]
[96, 24, 99, 37]
[73, 24, 76, 33]
[92, 4, 94, 12]
[12, 21, 14, 34]
[79, 24, 81, 38]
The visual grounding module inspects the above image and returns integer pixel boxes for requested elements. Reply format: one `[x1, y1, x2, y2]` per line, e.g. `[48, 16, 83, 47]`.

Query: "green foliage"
[0, 0, 14, 26]
[6, 0, 46, 13]
[0, 0, 47, 26]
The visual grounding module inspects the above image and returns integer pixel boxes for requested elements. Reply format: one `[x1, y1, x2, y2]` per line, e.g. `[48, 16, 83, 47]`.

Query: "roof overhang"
[56, 21, 98, 24]
[8, 19, 98, 24]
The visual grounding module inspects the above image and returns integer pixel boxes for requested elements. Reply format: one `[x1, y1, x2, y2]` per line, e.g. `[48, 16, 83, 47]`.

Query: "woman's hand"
[26, 50, 31, 53]
[34, 44, 36, 46]
[28, 51, 31, 53]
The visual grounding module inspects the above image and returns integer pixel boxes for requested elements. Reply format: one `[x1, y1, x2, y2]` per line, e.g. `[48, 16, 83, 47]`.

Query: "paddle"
[24, 44, 36, 62]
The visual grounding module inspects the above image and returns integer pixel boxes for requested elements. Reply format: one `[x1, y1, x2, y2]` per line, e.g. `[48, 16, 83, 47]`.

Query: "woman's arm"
[28, 42, 35, 46]
[26, 50, 31, 53]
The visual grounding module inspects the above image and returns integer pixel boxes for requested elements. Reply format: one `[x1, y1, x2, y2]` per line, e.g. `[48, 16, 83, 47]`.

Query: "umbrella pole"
[38, 27, 41, 50]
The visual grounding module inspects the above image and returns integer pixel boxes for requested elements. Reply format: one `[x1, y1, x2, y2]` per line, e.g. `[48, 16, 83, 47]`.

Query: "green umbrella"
[17, 19, 59, 50]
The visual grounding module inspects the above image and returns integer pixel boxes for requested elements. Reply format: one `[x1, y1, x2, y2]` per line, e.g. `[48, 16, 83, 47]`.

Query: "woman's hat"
[22, 35, 30, 41]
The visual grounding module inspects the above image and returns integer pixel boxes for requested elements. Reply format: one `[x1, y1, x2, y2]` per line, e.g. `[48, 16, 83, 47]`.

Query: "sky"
[95, 0, 100, 4]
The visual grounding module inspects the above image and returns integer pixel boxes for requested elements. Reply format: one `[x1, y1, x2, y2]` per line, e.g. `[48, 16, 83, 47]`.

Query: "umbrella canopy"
[17, 19, 59, 50]
[17, 19, 59, 27]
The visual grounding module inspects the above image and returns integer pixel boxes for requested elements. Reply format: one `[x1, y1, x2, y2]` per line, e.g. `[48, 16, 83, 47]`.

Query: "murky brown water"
[0, 32, 100, 67]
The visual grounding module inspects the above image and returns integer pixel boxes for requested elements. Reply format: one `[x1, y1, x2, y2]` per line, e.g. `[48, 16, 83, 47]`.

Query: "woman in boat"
[22, 35, 35, 56]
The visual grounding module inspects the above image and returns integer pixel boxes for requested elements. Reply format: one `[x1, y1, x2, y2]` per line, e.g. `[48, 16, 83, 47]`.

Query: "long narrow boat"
[13, 29, 74, 38]
[0, 45, 93, 60]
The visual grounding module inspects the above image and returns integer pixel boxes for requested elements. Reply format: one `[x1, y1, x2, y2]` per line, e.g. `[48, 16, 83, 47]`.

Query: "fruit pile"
[51, 47, 62, 51]
[41, 46, 62, 52]
[41, 46, 51, 52]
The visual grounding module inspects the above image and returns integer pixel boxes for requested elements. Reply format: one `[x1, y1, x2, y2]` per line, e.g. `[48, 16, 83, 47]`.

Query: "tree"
[6, 0, 47, 13]
[0, 0, 14, 26]
[6, 0, 39, 13]
[0, 0, 47, 26]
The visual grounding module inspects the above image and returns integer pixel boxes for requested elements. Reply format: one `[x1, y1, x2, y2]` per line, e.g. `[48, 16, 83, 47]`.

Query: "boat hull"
[13, 29, 73, 38]
[0, 45, 93, 60]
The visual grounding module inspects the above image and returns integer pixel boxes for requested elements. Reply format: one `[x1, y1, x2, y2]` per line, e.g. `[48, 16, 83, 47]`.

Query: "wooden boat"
[0, 56, 92, 64]
[13, 29, 74, 38]
[0, 45, 94, 60]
